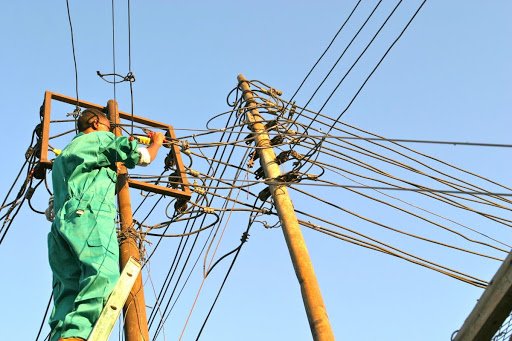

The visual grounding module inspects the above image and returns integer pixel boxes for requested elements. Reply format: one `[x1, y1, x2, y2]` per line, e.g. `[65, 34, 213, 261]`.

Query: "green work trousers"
[47, 196, 120, 341]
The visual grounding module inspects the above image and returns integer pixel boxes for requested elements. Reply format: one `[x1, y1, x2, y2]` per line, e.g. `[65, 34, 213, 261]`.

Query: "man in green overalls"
[48, 108, 164, 341]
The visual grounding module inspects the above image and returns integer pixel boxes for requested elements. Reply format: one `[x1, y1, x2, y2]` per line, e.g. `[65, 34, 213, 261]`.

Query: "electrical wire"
[65, 0, 79, 107]
[127, 0, 135, 136]
[291, 0, 429, 174]
[286, 0, 363, 105]
[111, 0, 117, 100]
[34, 293, 53, 341]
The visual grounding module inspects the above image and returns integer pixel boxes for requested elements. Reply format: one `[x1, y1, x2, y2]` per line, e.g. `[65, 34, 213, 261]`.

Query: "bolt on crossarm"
[237, 74, 335, 341]
[107, 99, 150, 341]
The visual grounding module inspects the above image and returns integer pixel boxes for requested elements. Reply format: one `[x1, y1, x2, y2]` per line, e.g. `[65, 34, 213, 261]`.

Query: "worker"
[47, 108, 164, 341]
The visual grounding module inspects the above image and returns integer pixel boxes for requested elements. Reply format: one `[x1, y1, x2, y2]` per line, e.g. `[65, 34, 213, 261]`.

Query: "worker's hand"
[149, 131, 165, 146]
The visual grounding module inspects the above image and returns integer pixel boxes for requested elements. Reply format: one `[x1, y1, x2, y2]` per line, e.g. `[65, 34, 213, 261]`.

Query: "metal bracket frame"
[38, 90, 191, 200]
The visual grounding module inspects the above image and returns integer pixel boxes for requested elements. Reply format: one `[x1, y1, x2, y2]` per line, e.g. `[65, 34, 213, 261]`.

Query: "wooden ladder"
[88, 257, 142, 341]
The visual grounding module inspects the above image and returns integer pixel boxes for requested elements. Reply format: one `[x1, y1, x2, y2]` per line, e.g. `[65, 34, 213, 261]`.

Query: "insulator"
[168, 171, 180, 189]
[275, 171, 301, 184]
[25, 187, 35, 200]
[258, 187, 271, 202]
[164, 152, 175, 170]
[33, 164, 46, 180]
[35, 123, 43, 138]
[254, 167, 265, 180]
[174, 199, 188, 213]
[245, 132, 254, 145]
[270, 135, 284, 146]
[240, 232, 250, 243]
[275, 150, 292, 165]
[25, 146, 35, 160]
[265, 120, 278, 131]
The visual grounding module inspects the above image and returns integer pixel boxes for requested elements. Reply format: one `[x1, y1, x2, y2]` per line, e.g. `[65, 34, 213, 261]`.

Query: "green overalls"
[48, 131, 140, 341]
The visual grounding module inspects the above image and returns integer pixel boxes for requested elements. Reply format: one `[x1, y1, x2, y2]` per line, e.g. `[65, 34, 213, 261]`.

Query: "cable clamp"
[192, 180, 206, 195]
[290, 150, 304, 160]
[306, 173, 320, 180]
[261, 87, 283, 97]
[45, 196, 55, 222]
[124, 72, 136, 83]
[25, 187, 35, 200]
[189, 169, 200, 177]
[202, 207, 215, 214]
[288, 102, 297, 119]
[181, 140, 191, 155]
[240, 232, 250, 243]
[66, 107, 81, 118]
[25, 146, 35, 160]
[96, 70, 136, 84]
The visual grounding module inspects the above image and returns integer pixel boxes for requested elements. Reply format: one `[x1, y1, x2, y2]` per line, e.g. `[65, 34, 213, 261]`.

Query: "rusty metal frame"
[39, 90, 191, 200]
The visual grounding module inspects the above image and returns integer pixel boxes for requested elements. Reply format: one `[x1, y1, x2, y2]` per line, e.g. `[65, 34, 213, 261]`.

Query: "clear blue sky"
[1, 1, 511, 340]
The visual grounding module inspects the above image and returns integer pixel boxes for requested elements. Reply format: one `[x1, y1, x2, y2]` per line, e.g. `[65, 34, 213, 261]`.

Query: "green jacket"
[51, 131, 141, 215]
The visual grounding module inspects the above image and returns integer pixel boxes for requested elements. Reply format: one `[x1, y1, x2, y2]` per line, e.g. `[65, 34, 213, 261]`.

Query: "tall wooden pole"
[453, 250, 512, 340]
[107, 100, 150, 341]
[238, 75, 335, 341]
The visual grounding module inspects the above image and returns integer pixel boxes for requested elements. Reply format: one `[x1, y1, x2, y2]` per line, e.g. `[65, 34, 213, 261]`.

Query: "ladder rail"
[88, 257, 142, 341]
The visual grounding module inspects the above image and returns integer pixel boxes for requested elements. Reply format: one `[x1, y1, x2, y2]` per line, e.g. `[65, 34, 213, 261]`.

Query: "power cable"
[298, 0, 384, 115]
[64, 0, 81, 132]
[148, 106, 247, 334]
[193, 198, 263, 339]
[34, 293, 53, 341]
[293, 0, 428, 173]
[319, 136, 512, 148]
[111, 0, 117, 100]
[287, 0, 363, 104]
[127, 0, 135, 136]
[152, 122, 253, 338]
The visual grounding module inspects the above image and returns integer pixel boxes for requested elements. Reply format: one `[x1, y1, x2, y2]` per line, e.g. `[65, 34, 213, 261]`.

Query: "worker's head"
[77, 108, 111, 133]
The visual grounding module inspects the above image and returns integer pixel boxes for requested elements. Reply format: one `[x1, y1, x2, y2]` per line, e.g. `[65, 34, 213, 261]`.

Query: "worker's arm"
[98, 131, 163, 169]
[137, 132, 164, 166]
[146, 132, 165, 162]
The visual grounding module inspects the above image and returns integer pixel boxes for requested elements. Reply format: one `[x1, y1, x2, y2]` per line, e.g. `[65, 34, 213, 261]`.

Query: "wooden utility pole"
[107, 100, 150, 341]
[453, 250, 512, 340]
[238, 74, 335, 341]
